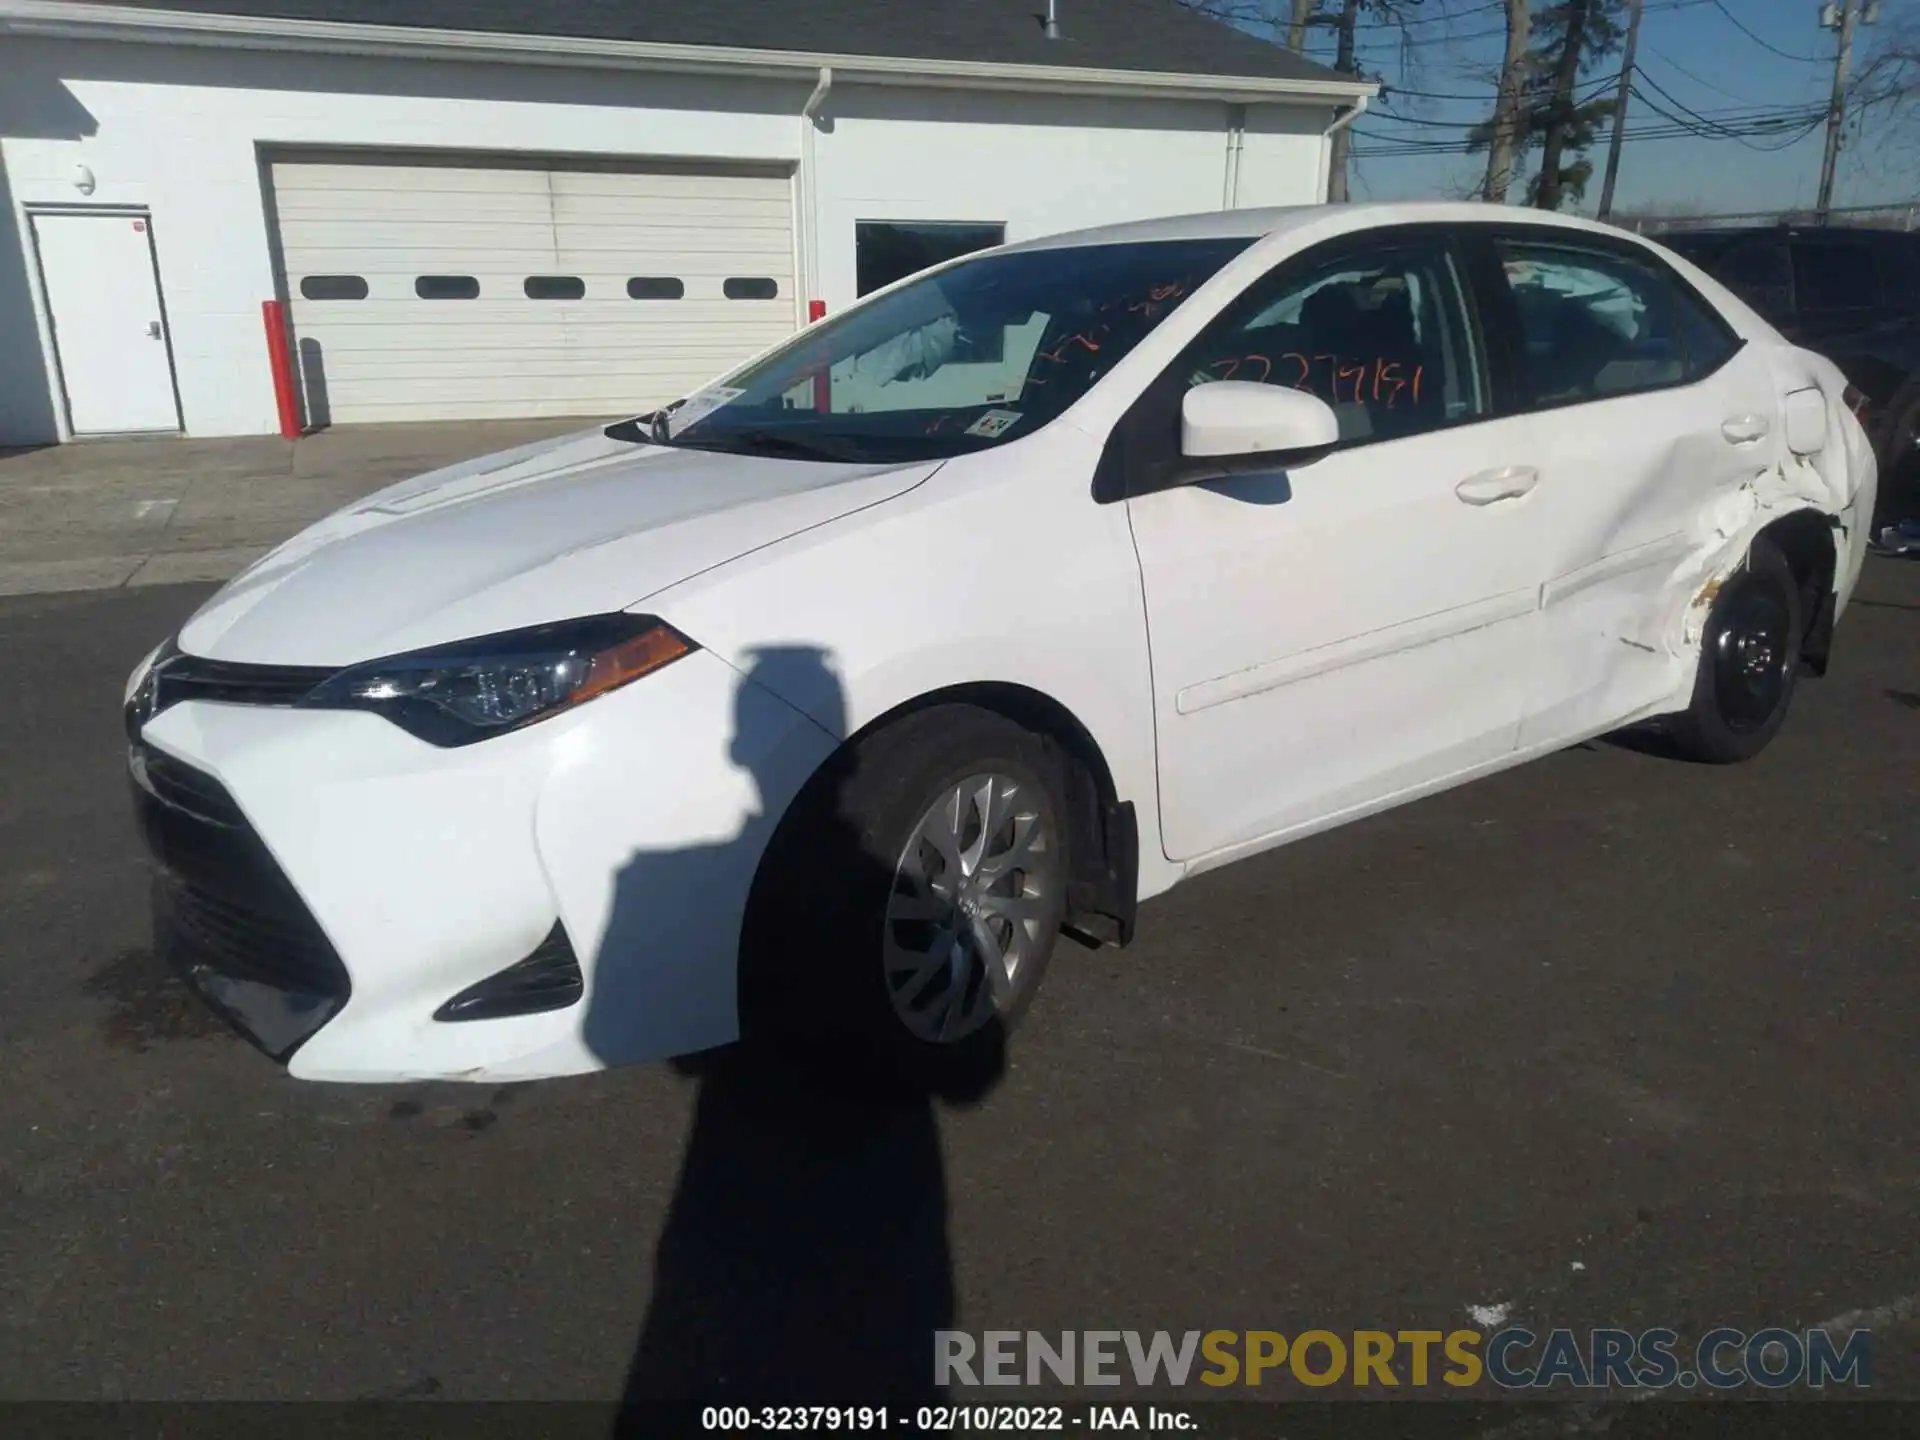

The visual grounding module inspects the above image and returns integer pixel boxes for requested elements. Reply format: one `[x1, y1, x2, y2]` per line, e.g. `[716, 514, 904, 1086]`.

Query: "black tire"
[740, 705, 1071, 1095]
[1666, 537, 1803, 764]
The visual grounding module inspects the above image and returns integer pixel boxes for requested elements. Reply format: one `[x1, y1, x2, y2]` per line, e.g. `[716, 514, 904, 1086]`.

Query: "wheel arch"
[754, 680, 1141, 962]
[1753, 506, 1839, 677]
[852, 682, 1139, 948]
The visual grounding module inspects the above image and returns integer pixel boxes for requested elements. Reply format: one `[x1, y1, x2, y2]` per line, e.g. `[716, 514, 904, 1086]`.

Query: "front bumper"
[127, 645, 839, 1082]
[135, 742, 351, 1061]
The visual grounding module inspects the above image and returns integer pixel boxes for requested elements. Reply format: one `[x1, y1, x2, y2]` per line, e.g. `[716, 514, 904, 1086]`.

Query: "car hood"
[177, 427, 940, 666]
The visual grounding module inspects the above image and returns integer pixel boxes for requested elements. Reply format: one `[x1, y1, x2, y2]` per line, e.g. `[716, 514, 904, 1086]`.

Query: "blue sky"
[1282, 0, 1913, 216]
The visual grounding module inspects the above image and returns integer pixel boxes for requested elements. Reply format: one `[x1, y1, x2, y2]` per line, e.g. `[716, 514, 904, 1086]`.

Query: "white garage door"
[271, 156, 798, 425]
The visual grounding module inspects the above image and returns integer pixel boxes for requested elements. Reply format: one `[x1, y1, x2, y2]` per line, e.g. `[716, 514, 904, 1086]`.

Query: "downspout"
[1319, 94, 1367, 203]
[1223, 103, 1246, 208]
[799, 65, 832, 319]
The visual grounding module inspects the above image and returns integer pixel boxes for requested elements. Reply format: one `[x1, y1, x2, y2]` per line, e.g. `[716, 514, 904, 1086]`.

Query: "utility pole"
[1816, 0, 1861, 223]
[1326, 0, 1363, 201]
[1596, 0, 1643, 221]
[1482, 0, 1533, 202]
[1535, 0, 1595, 211]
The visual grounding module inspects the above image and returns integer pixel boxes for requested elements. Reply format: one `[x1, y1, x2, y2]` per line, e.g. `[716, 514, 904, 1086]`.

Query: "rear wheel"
[1667, 537, 1802, 764]
[742, 706, 1070, 1091]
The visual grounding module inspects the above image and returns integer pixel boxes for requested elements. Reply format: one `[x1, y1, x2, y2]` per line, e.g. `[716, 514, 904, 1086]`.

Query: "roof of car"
[54, 0, 1355, 84]
[1005, 201, 1652, 253]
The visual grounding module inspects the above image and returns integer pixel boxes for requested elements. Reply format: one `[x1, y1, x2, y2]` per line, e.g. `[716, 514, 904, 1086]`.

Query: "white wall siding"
[813, 89, 1325, 314]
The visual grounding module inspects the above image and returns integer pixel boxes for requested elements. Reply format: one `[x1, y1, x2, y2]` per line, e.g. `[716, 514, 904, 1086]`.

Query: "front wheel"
[741, 706, 1070, 1091]
[1666, 537, 1803, 764]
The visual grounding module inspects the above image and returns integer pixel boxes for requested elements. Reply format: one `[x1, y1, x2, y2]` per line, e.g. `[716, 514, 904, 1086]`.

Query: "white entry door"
[32, 211, 181, 435]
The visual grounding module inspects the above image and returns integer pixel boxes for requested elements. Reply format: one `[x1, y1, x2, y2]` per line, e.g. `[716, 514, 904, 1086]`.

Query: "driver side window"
[1183, 239, 1488, 446]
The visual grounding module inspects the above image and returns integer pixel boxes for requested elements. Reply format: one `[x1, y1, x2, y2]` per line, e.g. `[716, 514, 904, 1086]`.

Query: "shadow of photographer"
[592, 646, 1009, 1420]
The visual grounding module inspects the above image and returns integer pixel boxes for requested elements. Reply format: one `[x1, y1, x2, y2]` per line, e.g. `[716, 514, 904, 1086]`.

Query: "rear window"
[1792, 239, 1881, 310]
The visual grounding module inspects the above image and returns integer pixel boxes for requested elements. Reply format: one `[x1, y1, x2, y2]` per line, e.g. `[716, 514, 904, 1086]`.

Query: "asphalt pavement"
[0, 561, 1915, 1428]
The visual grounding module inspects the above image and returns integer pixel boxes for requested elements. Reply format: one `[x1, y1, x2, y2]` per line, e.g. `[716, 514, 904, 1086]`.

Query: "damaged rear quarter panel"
[1518, 339, 1871, 747]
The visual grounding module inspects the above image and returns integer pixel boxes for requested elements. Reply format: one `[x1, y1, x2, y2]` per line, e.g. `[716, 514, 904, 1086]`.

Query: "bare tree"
[1288, 0, 1318, 51]
[1467, 1, 1625, 209]
[1480, 0, 1532, 201]
[1532, 0, 1625, 210]
[1852, 6, 1920, 165]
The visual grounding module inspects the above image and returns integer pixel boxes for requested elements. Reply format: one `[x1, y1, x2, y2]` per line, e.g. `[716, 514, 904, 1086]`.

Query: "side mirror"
[1180, 381, 1339, 466]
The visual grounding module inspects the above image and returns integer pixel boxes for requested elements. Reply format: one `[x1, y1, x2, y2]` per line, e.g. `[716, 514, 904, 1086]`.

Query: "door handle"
[1455, 466, 1539, 506]
[1721, 413, 1769, 444]
[146, 321, 162, 340]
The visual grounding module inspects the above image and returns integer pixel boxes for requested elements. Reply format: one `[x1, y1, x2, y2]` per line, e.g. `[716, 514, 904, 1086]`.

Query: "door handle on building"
[146, 321, 162, 340]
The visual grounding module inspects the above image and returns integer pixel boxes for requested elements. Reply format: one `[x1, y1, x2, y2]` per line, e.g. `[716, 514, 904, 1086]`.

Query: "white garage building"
[0, 0, 1370, 445]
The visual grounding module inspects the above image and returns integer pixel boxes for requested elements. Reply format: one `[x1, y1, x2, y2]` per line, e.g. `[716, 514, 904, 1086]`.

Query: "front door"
[1124, 232, 1542, 863]
[31, 210, 181, 436]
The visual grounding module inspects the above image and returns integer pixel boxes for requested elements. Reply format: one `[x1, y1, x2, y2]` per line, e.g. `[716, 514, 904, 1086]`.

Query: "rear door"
[1474, 227, 1779, 745]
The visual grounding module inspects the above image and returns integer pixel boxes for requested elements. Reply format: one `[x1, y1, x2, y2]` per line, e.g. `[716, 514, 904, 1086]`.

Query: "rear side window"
[1792, 239, 1880, 311]
[1496, 239, 1729, 407]
[1674, 290, 1740, 377]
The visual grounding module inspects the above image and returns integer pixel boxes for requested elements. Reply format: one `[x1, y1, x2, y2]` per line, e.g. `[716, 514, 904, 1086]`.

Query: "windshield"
[616, 237, 1253, 463]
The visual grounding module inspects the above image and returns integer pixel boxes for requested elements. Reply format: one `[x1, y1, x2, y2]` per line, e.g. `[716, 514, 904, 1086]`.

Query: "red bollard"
[261, 299, 302, 439]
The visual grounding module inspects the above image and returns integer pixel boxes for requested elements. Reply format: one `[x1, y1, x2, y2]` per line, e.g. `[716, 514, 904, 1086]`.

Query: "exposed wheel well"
[1755, 508, 1837, 677]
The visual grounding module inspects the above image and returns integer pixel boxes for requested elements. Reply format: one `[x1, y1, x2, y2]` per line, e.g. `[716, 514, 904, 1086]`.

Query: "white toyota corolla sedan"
[125, 202, 1877, 1085]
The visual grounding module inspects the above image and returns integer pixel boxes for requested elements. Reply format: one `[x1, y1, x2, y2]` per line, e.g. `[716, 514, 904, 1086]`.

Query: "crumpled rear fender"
[1654, 348, 1876, 663]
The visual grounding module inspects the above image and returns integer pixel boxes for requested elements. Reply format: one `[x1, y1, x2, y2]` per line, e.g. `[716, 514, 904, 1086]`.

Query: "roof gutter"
[1316, 94, 1368, 203]
[0, 0, 1378, 106]
[1324, 93, 1369, 138]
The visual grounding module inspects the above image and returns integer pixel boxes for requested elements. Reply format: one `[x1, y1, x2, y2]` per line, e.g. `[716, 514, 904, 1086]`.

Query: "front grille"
[131, 742, 350, 1060]
[134, 744, 245, 827]
[157, 875, 345, 996]
[151, 653, 333, 712]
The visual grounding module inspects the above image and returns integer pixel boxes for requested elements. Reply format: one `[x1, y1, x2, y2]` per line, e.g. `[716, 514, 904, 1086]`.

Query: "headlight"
[301, 614, 695, 746]
[125, 635, 173, 706]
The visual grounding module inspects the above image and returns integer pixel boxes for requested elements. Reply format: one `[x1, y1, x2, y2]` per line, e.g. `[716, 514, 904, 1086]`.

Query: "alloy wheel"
[883, 772, 1057, 1044]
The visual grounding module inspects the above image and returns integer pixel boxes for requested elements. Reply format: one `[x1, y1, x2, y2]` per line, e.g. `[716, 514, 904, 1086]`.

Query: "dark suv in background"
[1660, 225, 1920, 528]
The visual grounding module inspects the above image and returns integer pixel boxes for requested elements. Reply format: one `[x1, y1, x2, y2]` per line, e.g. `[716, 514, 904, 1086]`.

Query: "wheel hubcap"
[884, 772, 1056, 1044]
[1710, 580, 1792, 733]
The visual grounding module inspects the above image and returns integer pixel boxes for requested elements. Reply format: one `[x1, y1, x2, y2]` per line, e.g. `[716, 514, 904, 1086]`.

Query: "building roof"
[48, 0, 1353, 86]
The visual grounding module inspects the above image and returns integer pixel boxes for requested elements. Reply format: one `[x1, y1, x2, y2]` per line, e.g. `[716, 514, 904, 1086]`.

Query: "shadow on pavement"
[591, 646, 1007, 1419]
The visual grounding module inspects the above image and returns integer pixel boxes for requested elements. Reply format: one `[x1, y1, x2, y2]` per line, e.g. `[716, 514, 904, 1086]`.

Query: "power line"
[1376, 70, 1618, 105]
[1631, 66, 1826, 134]
[1346, 0, 1714, 50]
[1353, 101, 1828, 157]
[1639, 43, 1773, 105]
[1702, 0, 1828, 64]
[1630, 82, 1828, 151]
